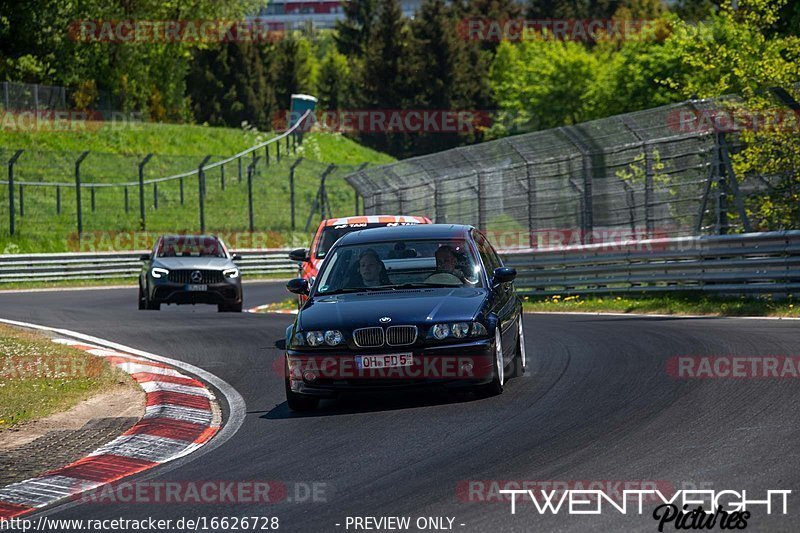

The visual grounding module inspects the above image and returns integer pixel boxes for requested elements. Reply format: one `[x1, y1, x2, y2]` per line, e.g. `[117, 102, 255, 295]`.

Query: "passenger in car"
[348, 249, 391, 287]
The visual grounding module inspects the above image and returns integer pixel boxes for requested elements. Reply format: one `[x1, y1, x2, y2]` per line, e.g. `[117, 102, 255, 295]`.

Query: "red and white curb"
[0, 338, 222, 520]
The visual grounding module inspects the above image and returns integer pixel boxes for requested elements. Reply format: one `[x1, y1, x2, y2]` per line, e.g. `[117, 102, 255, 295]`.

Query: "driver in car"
[433, 245, 467, 283]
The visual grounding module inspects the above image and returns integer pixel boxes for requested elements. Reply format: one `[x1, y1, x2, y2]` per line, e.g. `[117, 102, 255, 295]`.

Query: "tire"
[476, 326, 504, 397]
[138, 283, 146, 310]
[509, 314, 527, 379]
[144, 287, 160, 310]
[284, 359, 319, 411]
[218, 302, 243, 313]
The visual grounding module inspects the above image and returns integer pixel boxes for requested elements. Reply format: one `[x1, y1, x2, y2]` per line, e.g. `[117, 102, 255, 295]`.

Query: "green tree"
[335, 0, 380, 57]
[317, 49, 350, 110]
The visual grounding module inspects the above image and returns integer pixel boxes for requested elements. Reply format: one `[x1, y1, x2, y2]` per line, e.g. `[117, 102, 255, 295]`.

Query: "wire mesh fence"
[346, 86, 800, 248]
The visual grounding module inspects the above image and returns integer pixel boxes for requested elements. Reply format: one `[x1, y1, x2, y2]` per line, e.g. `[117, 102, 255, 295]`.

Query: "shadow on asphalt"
[258, 389, 478, 419]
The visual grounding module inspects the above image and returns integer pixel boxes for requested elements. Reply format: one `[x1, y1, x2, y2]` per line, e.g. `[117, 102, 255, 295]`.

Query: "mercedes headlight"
[151, 267, 169, 278]
[223, 268, 239, 279]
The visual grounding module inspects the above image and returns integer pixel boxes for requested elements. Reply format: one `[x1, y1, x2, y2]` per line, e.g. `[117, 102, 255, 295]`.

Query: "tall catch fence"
[346, 86, 800, 248]
[1, 111, 368, 251]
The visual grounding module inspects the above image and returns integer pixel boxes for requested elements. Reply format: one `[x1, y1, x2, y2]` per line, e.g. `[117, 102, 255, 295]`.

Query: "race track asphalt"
[1, 282, 799, 532]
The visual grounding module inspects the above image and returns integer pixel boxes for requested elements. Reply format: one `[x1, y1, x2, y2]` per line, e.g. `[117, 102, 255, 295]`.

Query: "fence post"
[7, 150, 22, 236]
[276, 139, 281, 163]
[715, 132, 728, 235]
[75, 151, 90, 236]
[153, 182, 158, 210]
[33, 83, 39, 112]
[57, 185, 61, 215]
[477, 172, 484, 230]
[265, 144, 270, 166]
[90, 186, 96, 212]
[18, 185, 23, 217]
[292, 132, 297, 153]
[220, 164, 225, 191]
[138, 153, 153, 230]
[198, 155, 212, 233]
[238, 158, 243, 182]
[289, 158, 303, 231]
[124, 186, 128, 213]
[180, 177, 184, 205]
[247, 157, 261, 233]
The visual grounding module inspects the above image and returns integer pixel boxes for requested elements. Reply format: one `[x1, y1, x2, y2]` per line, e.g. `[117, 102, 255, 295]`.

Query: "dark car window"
[315, 239, 483, 294]
[156, 236, 226, 258]
[474, 231, 502, 276]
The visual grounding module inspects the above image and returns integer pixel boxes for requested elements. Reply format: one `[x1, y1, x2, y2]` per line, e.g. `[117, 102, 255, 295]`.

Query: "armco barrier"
[0, 249, 297, 283]
[504, 230, 800, 296]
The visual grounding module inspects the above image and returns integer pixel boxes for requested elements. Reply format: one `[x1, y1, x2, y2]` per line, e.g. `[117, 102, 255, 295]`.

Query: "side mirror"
[286, 278, 310, 295]
[492, 267, 517, 286]
[139, 254, 151, 261]
[289, 248, 309, 262]
[231, 253, 242, 261]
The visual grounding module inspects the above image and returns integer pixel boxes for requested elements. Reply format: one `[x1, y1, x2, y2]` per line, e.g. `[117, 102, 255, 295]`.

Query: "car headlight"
[430, 322, 488, 339]
[301, 330, 344, 347]
[451, 322, 470, 338]
[324, 330, 344, 346]
[151, 267, 169, 278]
[431, 323, 450, 340]
[223, 268, 239, 279]
[306, 331, 325, 346]
[470, 322, 488, 337]
[293, 332, 306, 346]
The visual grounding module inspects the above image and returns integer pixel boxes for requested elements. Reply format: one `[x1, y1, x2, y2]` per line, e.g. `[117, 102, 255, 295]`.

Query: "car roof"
[159, 234, 220, 240]
[336, 224, 473, 245]
[322, 215, 430, 226]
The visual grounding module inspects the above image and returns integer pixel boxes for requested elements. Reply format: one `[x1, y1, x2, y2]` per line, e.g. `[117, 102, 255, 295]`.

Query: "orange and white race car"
[288, 215, 432, 305]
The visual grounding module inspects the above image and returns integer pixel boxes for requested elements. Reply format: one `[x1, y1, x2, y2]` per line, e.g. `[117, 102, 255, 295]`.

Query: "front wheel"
[509, 315, 527, 379]
[476, 327, 504, 397]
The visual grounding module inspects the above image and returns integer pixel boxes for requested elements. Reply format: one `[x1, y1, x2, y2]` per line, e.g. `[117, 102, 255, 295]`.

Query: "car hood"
[153, 257, 234, 270]
[299, 288, 489, 331]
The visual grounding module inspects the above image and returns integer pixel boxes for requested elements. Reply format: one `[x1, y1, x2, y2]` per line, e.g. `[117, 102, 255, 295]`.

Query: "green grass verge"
[253, 297, 298, 313]
[522, 293, 800, 317]
[0, 123, 395, 254]
[0, 324, 130, 428]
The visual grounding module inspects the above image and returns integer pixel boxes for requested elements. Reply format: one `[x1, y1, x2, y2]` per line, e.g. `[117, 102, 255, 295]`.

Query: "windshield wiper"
[393, 282, 456, 289]
[319, 286, 394, 295]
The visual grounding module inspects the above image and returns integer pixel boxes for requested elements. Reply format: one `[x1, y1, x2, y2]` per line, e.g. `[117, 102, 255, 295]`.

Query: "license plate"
[186, 284, 208, 291]
[356, 353, 414, 369]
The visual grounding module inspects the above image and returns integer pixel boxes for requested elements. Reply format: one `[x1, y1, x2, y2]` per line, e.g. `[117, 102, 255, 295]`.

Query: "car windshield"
[315, 239, 483, 294]
[315, 222, 424, 258]
[156, 236, 226, 258]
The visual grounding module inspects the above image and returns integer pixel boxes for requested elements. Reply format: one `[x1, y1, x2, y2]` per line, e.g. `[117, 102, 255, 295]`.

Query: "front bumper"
[150, 279, 242, 305]
[286, 339, 494, 397]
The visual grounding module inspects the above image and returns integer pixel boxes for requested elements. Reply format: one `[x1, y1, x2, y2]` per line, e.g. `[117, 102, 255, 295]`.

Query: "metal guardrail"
[502, 231, 800, 296]
[0, 249, 297, 283]
[2, 232, 798, 294]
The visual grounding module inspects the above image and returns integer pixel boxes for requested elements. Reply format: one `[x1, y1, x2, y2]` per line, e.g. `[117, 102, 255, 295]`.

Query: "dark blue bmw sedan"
[284, 224, 526, 411]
